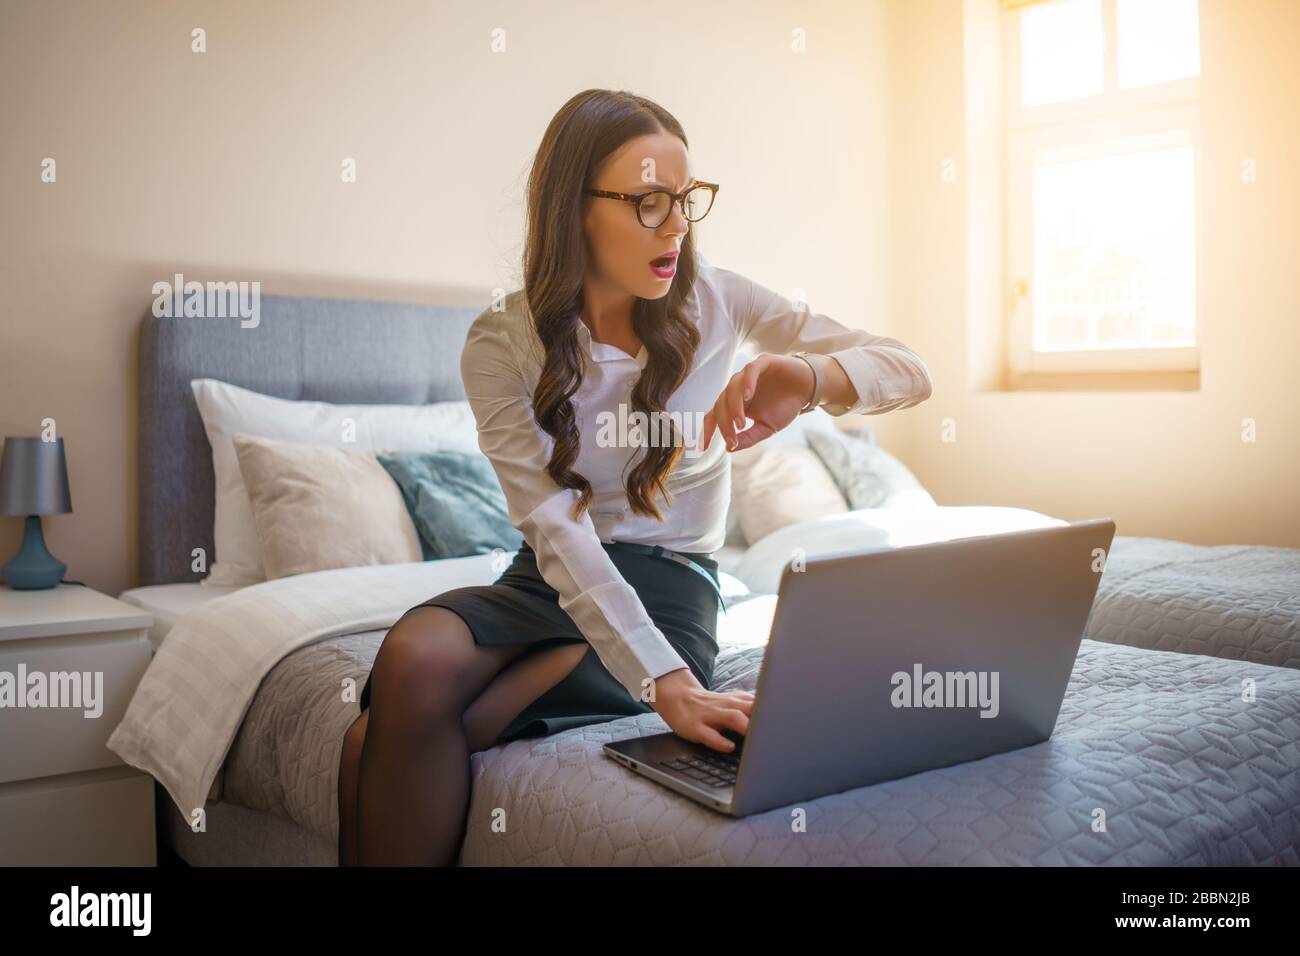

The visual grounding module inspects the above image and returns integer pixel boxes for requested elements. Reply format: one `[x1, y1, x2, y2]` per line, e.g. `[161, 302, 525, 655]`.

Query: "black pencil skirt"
[358, 540, 722, 745]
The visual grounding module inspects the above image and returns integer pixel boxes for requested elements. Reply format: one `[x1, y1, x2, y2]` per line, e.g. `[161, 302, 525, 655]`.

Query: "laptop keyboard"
[662, 751, 740, 787]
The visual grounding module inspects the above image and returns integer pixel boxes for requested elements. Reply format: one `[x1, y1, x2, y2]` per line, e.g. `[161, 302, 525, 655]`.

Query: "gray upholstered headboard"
[138, 293, 480, 586]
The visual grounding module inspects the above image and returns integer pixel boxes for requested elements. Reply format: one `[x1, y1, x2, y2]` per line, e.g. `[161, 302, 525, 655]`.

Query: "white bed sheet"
[118, 582, 239, 651]
[117, 561, 749, 655]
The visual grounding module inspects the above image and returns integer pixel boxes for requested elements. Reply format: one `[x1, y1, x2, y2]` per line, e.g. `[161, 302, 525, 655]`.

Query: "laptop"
[604, 517, 1117, 817]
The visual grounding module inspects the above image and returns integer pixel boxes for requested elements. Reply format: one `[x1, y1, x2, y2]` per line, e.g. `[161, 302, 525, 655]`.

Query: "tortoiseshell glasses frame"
[583, 180, 720, 228]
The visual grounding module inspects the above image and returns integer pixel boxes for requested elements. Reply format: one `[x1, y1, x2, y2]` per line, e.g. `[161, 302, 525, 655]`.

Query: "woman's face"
[583, 132, 692, 301]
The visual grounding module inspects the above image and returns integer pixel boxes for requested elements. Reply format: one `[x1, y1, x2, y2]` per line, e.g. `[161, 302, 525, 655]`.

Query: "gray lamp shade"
[0, 437, 73, 516]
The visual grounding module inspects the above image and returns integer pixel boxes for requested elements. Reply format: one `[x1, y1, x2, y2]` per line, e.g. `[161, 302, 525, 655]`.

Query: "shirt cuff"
[621, 622, 694, 703]
[823, 345, 931, 416]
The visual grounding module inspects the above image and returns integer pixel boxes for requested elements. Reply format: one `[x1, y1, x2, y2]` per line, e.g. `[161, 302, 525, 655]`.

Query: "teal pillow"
[376, 450, 523, 559]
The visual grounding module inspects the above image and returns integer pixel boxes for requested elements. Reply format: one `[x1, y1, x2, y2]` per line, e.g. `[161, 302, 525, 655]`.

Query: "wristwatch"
[792, 351, 826, 413]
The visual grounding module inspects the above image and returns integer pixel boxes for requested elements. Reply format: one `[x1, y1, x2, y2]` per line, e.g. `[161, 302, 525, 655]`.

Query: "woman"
[337, 88, 933, 866]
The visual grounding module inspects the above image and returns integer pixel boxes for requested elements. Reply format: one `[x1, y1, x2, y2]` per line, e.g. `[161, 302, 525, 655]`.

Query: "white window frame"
[1003, 0, 1203, 375]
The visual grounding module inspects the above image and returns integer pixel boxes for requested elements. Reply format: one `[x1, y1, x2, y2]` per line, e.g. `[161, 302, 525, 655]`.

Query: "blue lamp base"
[3, 514, 67, 590]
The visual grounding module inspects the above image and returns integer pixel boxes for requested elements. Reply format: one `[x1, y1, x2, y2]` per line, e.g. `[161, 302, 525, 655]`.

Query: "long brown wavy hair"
[524, 89, 701, 523]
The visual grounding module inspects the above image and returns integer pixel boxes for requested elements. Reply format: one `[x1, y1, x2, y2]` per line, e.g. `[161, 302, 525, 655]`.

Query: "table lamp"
[0, 436, 73, 590]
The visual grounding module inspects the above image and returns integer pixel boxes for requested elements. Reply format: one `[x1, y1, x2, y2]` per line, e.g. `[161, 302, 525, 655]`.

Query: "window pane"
[1032, 143, 1196, 351]
[1020, 0, 1104, 107]
[1117, 0, 1201, 89]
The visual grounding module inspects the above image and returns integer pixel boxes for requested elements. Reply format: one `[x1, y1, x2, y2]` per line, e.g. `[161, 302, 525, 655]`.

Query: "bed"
[111, 294, 1300, 866]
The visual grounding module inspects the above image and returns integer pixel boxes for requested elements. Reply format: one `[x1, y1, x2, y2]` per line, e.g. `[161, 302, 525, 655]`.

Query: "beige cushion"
[729, 444, 849, 545]
[232, 433, 423, 580]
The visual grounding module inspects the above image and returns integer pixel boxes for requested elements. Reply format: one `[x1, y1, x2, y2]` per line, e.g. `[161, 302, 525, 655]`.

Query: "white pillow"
[722, 348, 840, 546]
[728, 443, 849, 545]
[733, 506, 1069, 595]
[720, 388, 839, 547]
[190, 378, 479, 586]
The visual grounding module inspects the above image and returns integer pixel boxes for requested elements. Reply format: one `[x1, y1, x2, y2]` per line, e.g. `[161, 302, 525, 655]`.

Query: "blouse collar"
[574, 314, 649, 368]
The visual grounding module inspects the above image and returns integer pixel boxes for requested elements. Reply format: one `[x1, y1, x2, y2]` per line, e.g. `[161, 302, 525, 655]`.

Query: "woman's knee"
[368, 607, 480, 721]
[340, 710, 369, 772]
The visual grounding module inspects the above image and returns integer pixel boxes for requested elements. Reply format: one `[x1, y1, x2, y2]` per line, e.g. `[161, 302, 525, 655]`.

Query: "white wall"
[0, 0, 899, 594]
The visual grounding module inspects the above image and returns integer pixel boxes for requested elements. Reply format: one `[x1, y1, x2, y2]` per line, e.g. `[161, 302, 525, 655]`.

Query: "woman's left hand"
[701, 353, 815, 453]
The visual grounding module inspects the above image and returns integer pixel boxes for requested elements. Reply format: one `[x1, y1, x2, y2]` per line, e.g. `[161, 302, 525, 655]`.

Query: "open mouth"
[649, 251, 678, 278]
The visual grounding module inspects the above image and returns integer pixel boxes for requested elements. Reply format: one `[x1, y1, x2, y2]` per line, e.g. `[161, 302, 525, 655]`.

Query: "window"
[1003, 0, 1201, 377]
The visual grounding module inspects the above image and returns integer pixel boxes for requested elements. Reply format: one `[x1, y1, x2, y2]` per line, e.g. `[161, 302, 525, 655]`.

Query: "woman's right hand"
[650, 667, 754, 752]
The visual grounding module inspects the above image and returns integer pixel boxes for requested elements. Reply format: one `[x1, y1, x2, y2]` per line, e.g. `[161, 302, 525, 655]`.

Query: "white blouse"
[459, 255, 933, 702]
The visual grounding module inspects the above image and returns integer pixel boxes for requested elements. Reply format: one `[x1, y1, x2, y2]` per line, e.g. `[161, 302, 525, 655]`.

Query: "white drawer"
[0, 628, 151, 784]
[0, 765, 155, 865]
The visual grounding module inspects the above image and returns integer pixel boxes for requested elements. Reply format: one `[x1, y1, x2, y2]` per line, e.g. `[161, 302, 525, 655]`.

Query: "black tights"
[337, 606, 589, 866]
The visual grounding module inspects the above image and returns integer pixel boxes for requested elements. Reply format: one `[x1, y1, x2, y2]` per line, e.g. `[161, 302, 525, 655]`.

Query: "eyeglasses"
[584, 180, 719, 228]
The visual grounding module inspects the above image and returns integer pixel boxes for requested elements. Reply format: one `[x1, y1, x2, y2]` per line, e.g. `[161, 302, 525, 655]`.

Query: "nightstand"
[0, 583, 156, 865]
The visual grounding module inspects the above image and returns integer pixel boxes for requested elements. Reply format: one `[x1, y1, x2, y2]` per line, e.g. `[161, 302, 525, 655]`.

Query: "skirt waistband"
[515, 539, 725, 612]
[517, 538, 718, 568]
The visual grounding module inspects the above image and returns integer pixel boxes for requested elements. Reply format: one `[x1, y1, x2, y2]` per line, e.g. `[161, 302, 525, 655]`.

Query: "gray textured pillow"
[804, 429, 935, 510]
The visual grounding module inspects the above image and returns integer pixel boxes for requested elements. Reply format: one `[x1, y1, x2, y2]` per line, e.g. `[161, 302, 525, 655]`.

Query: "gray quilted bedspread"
[1085, 537, 1299, 669]
[219, 535, 1300, 865]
